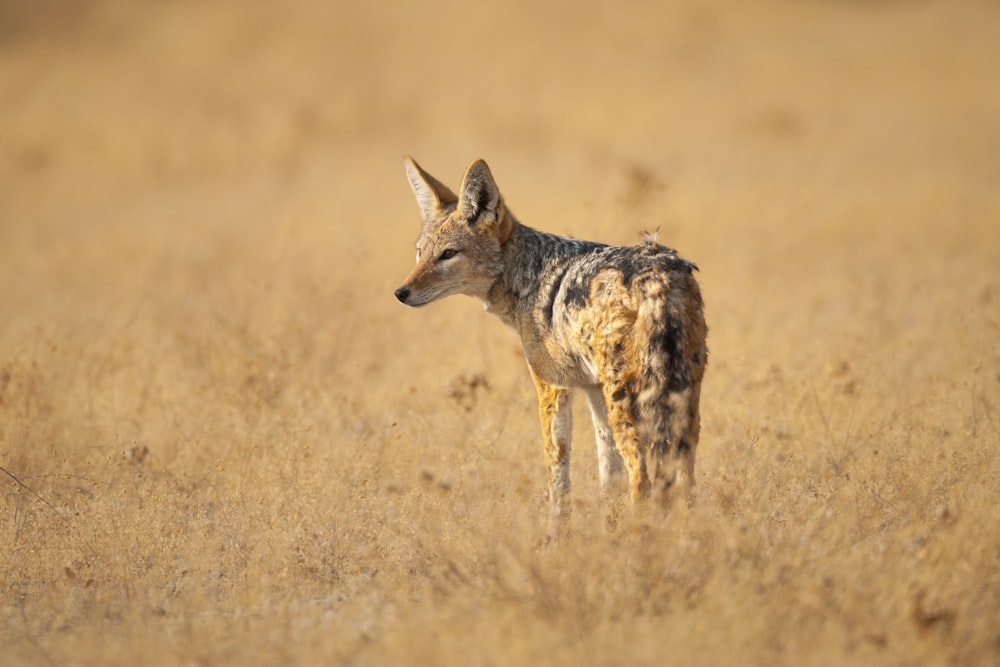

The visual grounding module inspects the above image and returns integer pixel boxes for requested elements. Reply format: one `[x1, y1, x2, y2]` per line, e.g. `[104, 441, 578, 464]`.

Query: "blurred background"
[3, 0, 997, 424]
[3, 0, 997, 376]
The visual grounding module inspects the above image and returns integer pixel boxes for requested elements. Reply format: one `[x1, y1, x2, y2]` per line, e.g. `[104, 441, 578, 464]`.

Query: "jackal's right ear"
[404, 157, 458, 225]
[458, 159, 501, 225]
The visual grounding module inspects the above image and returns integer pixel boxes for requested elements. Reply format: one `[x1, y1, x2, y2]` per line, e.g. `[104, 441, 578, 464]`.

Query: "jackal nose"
[394, 287, 410, 304]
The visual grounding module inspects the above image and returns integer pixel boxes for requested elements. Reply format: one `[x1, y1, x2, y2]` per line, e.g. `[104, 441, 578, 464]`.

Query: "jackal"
[395, 158, 707, 537]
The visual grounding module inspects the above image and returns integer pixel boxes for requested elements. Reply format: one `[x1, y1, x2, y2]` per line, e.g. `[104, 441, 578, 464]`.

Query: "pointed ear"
[404, 156, 458, 224]
[458, 159, 502, 224]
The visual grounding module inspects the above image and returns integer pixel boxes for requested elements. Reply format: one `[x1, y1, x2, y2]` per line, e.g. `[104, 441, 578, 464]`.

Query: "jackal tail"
[634, 268, 706, 481]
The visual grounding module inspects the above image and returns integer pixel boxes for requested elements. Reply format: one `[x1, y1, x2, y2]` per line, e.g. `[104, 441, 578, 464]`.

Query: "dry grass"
[2, 0, 999, 664]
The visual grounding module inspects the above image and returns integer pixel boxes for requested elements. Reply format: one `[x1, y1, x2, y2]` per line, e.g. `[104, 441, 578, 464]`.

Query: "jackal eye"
[438, 248, 459, 262]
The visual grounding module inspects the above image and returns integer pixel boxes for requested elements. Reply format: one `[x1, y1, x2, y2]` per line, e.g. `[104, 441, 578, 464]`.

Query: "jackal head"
[394, 157, 513, 307]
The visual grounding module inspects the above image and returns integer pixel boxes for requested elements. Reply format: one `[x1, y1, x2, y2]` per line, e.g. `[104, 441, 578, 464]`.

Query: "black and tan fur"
[395, 158, 707, 537]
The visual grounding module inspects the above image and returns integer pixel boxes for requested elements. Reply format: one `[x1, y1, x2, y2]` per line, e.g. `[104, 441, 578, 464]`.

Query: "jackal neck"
[484, 221, 606, 327]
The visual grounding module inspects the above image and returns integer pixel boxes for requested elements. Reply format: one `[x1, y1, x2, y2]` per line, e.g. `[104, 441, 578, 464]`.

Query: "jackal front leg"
[531, 369, 572, 541]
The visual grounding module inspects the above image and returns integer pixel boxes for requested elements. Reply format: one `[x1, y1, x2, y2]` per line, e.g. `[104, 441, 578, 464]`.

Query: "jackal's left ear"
[405, 157, 458, 225]
[458, 159, 502, 226]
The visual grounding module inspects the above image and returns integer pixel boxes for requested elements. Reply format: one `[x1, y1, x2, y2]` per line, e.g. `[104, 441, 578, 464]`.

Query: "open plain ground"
[2, 1, 999, 664]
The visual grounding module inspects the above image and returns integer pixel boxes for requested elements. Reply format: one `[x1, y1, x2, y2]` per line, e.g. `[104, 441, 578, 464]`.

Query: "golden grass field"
[2, 1, 999, 664]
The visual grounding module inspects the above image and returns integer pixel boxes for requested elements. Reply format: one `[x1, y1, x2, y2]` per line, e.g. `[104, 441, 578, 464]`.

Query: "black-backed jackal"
[395, 158, 707, 538]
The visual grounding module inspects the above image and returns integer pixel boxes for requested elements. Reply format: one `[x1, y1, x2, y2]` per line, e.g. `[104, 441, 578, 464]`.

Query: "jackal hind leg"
[675, 382, 702, 504]
[531, 370, 573, 542]
[583, 386, 626, 493]
[601, 379, 649, 506]
[584, 386, 627, 530]
[653, 386, 700, 510]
